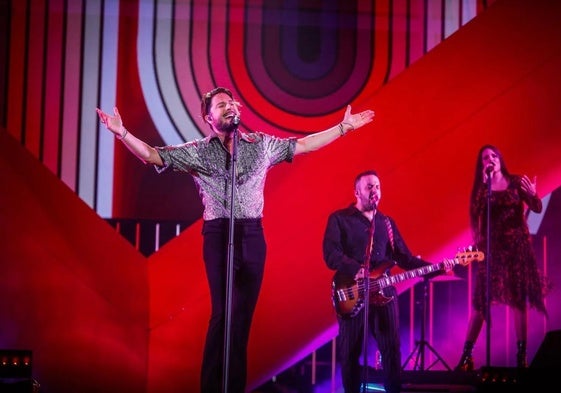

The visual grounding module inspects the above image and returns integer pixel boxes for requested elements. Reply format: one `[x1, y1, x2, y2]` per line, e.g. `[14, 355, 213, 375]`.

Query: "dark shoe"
[455, 353, 474, 371]
[517, 340, 528, 368]
[455, 341, 475, 371]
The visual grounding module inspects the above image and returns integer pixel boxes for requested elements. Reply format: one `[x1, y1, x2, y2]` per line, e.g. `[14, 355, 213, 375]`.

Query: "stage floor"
[252, 367, 556, 393]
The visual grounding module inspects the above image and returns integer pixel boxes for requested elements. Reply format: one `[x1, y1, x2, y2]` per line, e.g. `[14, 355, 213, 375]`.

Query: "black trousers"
[337, 287, 402, 393]
[200, 218, 266, 393]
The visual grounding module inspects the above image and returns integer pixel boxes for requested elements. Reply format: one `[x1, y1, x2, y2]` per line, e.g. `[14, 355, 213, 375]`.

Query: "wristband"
[338, 123, 345, 136]
[116, 128, 128, 140]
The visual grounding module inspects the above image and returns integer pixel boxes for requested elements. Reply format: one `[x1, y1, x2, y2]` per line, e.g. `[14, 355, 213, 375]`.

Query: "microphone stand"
[361, 211, 376, 393]
[401, 276, 451, 371]
[222, 116, 240, 393]
[485, 169, 492, 368]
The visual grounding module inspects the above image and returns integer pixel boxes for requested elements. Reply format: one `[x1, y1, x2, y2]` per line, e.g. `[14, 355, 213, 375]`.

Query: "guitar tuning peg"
[467, 245, 473, 252]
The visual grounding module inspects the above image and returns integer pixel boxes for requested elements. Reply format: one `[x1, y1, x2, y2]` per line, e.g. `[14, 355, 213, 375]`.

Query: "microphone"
[233, 115, 240, 125]
[485, 164, 494, 175]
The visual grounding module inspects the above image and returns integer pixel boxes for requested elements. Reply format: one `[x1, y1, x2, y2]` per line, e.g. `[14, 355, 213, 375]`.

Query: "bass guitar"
[331, 250, 484, 319]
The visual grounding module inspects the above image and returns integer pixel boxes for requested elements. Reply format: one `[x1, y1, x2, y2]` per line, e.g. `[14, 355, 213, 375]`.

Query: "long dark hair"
[468, 144, 512, 233]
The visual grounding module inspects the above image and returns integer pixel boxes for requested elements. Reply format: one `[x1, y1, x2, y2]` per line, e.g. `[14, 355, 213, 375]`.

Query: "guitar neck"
[373, 261, 447, 289]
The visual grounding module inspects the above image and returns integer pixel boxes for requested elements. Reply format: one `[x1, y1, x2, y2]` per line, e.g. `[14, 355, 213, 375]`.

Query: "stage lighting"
[0, 350, 32, 379]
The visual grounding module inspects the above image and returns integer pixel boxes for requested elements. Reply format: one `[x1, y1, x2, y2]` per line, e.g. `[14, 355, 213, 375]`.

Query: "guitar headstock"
[455, 247, 485, 266]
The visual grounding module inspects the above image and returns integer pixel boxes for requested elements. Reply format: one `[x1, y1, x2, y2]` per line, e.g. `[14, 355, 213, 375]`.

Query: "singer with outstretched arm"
[96, 87, 375, 393]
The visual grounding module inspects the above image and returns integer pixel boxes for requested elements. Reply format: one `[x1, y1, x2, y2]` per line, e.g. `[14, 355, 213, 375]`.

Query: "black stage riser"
[364, 368, 559, 392]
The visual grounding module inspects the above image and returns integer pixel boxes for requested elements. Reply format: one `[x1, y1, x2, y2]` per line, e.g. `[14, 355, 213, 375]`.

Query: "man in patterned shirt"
[96, 87, 375, 393]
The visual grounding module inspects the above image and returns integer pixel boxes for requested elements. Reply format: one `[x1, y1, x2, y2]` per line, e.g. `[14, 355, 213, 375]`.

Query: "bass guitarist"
[322, 169, 449, 393]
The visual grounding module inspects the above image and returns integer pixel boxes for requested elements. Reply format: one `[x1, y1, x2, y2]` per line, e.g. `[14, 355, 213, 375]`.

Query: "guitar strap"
[384, 216, 395, 253]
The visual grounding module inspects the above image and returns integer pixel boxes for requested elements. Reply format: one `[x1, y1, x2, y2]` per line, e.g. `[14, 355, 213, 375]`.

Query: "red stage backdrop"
[2, 1, 561, 392]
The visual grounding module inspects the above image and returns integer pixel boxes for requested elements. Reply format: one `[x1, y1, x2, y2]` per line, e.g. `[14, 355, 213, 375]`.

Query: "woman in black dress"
[455, 144, 549, 371]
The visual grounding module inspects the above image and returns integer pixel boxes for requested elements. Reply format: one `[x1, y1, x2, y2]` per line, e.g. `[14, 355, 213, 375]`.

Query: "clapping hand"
[520, 175, 537, 196]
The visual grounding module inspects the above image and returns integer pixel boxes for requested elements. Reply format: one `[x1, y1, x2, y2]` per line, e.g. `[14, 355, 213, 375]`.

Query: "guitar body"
[331, 261, 396, 319]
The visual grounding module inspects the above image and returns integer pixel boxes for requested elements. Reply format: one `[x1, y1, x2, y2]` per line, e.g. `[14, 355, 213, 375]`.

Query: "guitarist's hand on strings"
[442, 258, 455, 275]
[354, 268, 365, 280]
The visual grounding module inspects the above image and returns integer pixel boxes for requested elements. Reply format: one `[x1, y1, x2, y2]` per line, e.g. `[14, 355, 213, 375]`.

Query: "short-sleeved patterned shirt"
[155, 132, 297, 220]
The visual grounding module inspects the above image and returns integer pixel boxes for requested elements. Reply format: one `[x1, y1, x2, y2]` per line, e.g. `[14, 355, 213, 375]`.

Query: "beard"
[361, 196, 376, 211]
[215, 117, 237, 133]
